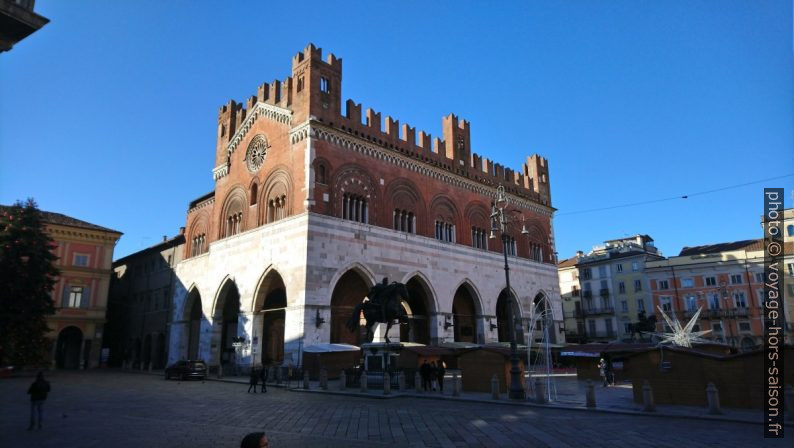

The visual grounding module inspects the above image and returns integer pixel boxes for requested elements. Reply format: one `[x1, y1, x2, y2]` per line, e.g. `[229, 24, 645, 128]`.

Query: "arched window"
[250, 183, 258, 206]
[393, 209, 414, 233]
[343, 193, 368, 223]
[318, 165, 326, 184]
[222, 195, 244, 238]
[190, 233, 207, 257]
[435, 221, 455, 243]
[268, 195, 287, 223]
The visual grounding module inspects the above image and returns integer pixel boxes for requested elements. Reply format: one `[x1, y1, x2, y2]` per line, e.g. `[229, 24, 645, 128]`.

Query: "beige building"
[558, 235, 662, 343]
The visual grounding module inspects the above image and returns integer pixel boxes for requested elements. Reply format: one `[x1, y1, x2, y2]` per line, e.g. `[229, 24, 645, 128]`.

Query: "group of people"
[247, 365, 269, 393]
[419, 359, 446, 392]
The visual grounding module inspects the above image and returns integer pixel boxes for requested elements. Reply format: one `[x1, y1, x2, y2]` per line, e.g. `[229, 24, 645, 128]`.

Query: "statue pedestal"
[360, 342, 403, 390]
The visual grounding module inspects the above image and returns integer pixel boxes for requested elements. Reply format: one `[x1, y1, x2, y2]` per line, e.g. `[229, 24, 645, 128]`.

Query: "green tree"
[0, 199, 59, 366]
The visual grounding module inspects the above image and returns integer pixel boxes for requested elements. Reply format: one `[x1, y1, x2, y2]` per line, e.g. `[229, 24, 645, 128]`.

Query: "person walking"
[436, 361, 446, 393]
[259, 365, 268, 393]
[420, 359, 431, 391]
[598, 358, 608, 387]
[429, 361, 438, 391]
[248, 367, 259, 393]
[27, 371, 50, 430]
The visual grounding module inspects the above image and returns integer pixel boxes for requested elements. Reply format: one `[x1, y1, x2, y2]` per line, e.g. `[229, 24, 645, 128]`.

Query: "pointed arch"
[260, 167, 294, 225]
[386, 178, 426, 235]
[332, 163, 377, 224]
[218, 187, 247, 239]
[329, 267, 374, 346]
[251, 267, 287, 364]
[209, 276, 241, 367]
[401, 271, 438, 345]
[328, 262, 377, 294]
[496, 287, 525, 344]
[451, 279, 484, 344]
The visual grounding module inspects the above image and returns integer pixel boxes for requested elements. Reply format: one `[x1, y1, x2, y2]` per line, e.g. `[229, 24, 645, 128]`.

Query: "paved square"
[0, 371, 788, 447]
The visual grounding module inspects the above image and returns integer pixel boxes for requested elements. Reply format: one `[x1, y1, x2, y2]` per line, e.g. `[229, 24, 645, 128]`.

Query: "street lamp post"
[490, 185, 528, 400]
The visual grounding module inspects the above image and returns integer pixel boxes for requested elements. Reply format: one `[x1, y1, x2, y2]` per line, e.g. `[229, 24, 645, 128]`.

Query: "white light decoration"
[652, 305, 712, 348]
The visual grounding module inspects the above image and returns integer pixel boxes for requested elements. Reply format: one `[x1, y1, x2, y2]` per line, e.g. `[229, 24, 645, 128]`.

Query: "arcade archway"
[452, 283, 481, 343]
[254, 270, 286, 364]
[186, 290, 202, 360]
[56, 326, 83, 369]
[402, 276, 435, 345]
[496, 289, 524, 344]
[330, 269, 371, 346]
[213, 280, 240, 367]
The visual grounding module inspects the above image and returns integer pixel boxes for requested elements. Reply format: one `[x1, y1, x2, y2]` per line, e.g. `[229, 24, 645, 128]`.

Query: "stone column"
[586, 380, 596, 408]
[642, 380, 655, 412]
[706, 382, 721, 415]
[491, 374, 500, 400]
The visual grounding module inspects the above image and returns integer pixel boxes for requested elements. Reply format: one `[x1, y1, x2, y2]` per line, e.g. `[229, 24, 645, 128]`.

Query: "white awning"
[302, 343, 361, 353]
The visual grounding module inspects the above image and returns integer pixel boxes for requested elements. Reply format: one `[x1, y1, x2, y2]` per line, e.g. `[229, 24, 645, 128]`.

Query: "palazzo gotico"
[168, 43, 563, 370]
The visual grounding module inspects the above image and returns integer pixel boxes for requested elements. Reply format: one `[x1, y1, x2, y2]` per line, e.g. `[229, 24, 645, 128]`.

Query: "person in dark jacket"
[429, 361, 438, 391]
[259, 365, 268, 393]
[419, 360, 431, 391]
[27, 371, 50, 430]
[240, 431, 269, 448]
[247, 367, 259, 393]
[436, 361, 446, 393]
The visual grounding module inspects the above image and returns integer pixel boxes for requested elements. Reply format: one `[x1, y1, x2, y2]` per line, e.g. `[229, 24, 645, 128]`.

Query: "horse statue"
[627, 311, 657, 340]
[345, 278, 409, 344]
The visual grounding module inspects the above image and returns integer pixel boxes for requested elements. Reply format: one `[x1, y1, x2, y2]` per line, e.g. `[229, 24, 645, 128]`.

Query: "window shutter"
[62, 286, 70, 307]
[81, 286, 91, 308]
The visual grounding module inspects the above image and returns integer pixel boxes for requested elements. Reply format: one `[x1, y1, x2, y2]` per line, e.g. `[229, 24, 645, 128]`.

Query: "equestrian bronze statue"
[345, 278, 409, 343]
[627, 311, 657, 340]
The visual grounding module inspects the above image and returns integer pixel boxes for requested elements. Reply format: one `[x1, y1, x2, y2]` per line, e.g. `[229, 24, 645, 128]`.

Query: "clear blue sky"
[1, 1, 792, 261]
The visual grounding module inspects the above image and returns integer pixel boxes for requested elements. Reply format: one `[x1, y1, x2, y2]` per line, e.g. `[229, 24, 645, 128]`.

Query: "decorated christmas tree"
[0, 199, 60, 366]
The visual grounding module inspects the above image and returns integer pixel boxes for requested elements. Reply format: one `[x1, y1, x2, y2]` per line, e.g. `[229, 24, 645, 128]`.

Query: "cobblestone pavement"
[0, 371, 789, 448]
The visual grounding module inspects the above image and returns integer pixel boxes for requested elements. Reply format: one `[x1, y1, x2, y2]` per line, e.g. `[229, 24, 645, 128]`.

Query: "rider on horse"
[367, 277, 390, 322]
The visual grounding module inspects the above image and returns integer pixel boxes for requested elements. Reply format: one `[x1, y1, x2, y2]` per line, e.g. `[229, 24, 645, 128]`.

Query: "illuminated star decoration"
[652, 305, 712, 348]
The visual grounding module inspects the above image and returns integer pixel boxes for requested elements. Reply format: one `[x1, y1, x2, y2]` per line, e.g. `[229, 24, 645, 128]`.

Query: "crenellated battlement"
[291, 42, 342, 71]
[214, 43, 552, 207]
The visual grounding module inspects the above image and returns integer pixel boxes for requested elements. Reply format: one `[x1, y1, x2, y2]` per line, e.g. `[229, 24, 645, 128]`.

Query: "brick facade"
[168, 44, 562, 371]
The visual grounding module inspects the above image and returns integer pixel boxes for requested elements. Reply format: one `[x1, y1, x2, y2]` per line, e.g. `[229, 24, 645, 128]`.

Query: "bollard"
[360, 371, 368, 393]
[706, 382, 721, 415]
[642, 380, 655, 412]
[452, 372, 460, 397]
[491, 374, 500, 400]
[303, 370, 309, 389]
[319, 368, 328, 390]
[586, 379, 596, 409]
[339, 370, 347, 391]
[415, 372, 422, 393]
[383, 372, 391, 395]
[217, 365, 223, 379]
[398, 372, 406, 391]
[785, 385, 793, 422]
[534, 377, 547, 404]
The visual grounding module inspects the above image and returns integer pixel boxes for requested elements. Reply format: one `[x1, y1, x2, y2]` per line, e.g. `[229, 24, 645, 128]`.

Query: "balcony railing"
[583, 306, 615, 315]
[582, 290, 593, 299]
[563, 310, 585, 319]
[586, 330, 617, 340]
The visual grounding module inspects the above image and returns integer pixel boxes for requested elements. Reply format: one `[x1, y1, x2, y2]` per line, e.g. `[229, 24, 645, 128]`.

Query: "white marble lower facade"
[167, 212, 563, 368]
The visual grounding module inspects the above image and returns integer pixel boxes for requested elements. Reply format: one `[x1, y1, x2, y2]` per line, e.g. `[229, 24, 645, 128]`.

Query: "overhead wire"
[556, 173, 793, 217]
